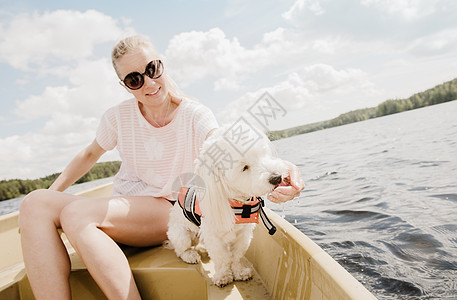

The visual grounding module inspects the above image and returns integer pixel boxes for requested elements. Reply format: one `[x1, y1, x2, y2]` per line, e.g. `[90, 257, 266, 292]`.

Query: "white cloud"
[0, 10, 129, 179]
[257, 27, 312, 58]
[361, 0, 439, 20]
[2, 57, 129, 179]
[217, 63, 379, 129]
[165, 27, 344, 92]
[0, 110, 121, 179]
[165, 27, 311, 90]
[216, 81, 319, 131]
[14, 58, 128, 122]
[283, 0, 325, 22]
[0, 133, 61, 179]
[311, 38, 342, 54]
[165, 28, 264, 90]
[13, 86, 71, 121]
[0, 9, 123, 70]
[1, 74, 127, 179]
[298, 64, 377, 95]
[282, 0, 444, 24]
[0, 127, 121, 180]
[406, 28, 457, 56]
[214, 78, 242, 91]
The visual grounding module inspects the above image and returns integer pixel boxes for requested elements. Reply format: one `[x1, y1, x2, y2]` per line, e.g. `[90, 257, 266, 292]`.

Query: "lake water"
[1, 101, 456, 299]
[268, 100, 457, 299]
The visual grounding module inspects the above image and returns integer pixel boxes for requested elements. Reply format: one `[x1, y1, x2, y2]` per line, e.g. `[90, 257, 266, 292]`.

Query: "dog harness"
[178, 186, 277, 235]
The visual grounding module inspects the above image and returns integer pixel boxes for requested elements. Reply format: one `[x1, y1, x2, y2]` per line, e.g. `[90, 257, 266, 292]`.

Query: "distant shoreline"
[267, 78, 457, 141]
[0, 162, 120, 202]
[0, 177, 114, 216]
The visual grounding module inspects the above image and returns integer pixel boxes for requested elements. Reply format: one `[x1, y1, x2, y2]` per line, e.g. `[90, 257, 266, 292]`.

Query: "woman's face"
[116, 47, 169, 108]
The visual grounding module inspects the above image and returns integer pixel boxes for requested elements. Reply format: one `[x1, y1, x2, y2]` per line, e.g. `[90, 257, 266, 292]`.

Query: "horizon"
[1, 0, 457, 179]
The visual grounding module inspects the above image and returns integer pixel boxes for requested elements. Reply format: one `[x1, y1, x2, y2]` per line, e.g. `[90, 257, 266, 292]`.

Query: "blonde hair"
[111, 35, 183, 98]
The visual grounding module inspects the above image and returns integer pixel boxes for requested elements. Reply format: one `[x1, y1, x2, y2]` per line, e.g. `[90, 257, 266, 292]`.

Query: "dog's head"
[196, 123, 289, 202]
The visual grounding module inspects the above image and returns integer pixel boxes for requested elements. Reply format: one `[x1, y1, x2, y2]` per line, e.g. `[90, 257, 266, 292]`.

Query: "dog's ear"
[196, 148, 235, 231]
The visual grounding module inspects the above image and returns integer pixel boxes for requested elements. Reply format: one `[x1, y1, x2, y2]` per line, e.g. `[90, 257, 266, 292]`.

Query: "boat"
[0, 183, 377, 299]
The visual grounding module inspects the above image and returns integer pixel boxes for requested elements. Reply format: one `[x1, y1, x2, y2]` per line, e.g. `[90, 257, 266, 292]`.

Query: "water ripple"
[429, 193, 457, 202]
[324, 209, 389, 222]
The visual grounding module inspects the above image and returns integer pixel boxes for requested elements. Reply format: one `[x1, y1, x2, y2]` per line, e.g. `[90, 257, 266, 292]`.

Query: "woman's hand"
[267, 161, 305, 204]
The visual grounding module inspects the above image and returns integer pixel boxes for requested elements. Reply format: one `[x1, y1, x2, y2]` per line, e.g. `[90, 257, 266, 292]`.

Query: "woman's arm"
[49, 139, 107, 192]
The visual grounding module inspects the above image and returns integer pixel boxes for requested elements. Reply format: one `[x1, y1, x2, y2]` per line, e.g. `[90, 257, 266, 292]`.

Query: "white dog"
[167, 123, 289, 287]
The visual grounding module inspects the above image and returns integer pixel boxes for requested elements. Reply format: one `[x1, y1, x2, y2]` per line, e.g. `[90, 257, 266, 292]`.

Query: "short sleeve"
[96, 108, 118, 151]
[193, 104, 219, 151]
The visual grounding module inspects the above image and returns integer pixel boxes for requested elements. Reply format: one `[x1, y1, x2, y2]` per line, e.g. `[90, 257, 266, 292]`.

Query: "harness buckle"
[241, 205, 251, 218]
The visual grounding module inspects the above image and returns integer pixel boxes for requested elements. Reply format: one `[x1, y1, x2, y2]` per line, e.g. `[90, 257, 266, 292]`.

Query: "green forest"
[267, 77, 457, 141]
[0, 161, 121, 201]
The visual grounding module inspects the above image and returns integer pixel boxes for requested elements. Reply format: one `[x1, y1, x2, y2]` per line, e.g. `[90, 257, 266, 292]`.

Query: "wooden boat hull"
[0, 183, 376, 299]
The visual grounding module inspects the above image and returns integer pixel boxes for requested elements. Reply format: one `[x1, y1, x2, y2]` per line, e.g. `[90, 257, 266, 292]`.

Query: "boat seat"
[0, 236, 270, 300]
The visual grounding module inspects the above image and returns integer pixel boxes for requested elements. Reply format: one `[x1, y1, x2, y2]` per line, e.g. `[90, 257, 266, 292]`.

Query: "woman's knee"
[20, 189, 48, 212]
[19, 189, 54, 227]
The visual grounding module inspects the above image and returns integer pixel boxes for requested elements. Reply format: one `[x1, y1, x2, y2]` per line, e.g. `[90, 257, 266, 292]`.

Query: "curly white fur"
[167, 124, 288, 287]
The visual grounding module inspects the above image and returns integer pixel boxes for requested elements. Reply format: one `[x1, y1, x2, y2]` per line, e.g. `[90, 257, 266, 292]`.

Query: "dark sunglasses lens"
[145, 61, 163, 79]
[124, 73, 143, 90]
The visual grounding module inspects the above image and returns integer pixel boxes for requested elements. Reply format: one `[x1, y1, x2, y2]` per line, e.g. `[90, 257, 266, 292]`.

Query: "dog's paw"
[195, 243, 208, 255]
[233, 266, 253, 281]
[180, 249, 201, 264]
[213, 272, 234, 288]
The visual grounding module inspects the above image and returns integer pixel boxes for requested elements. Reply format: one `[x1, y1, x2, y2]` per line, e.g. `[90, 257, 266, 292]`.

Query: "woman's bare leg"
[20, 189, 172, 300]
[60, 195, 172, 300]
[19, 189, 85, 300]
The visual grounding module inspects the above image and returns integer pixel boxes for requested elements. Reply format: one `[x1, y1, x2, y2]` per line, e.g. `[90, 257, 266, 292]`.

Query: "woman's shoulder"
[178, 98, 218, 131]
[117, 98, 136, 109]
[179, 98, 213, 115]
[103, 98, 136, 115]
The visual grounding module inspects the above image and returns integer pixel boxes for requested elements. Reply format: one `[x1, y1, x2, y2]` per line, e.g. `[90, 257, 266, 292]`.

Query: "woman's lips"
[146, 87, 160, 96]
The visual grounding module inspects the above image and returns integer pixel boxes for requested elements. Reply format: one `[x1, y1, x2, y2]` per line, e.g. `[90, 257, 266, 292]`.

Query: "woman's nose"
[143, 75, 158, 88]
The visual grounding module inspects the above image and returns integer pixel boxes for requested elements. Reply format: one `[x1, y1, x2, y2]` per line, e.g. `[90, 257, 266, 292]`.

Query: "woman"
[19, 35, 305, 299]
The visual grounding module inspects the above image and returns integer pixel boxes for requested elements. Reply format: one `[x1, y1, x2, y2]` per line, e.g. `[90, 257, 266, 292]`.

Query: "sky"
[1, 0, 457, 180]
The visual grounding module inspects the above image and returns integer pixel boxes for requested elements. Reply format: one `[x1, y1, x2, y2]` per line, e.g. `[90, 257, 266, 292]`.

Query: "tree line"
[267, 77, 457, 141]
[0, 161, 121, 201]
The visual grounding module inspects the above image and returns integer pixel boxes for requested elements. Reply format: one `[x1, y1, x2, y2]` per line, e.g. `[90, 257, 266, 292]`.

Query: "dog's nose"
[269, 173, 282, 186]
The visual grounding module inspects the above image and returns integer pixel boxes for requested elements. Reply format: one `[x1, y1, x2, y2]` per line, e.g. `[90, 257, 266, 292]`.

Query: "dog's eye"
[242, 165, 249, 172]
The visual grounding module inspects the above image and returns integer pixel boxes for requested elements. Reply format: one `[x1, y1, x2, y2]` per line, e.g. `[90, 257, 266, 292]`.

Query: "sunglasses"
[122, 60, 164, 90]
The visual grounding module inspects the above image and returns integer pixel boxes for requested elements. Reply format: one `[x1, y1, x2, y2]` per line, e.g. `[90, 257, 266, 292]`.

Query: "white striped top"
[96, 98, 218, 198]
